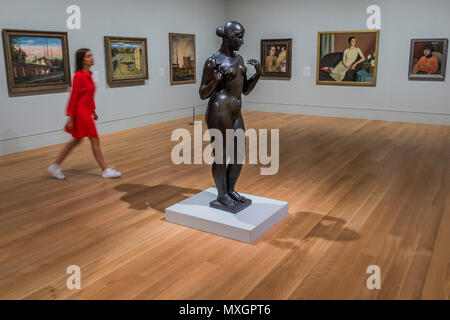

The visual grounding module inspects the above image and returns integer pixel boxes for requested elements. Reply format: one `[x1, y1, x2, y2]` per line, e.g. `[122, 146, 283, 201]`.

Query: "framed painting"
[169, 33, 196, 85]
[408, 38, 448, 81]
[316, 30, 380, 86]
[104, 36, 148, 86]
[260, 38, 292, 79]
[2, 29, 71, 96]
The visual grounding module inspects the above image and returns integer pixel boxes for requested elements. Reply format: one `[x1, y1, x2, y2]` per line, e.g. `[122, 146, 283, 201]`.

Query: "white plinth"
[165, 187, 289, 243]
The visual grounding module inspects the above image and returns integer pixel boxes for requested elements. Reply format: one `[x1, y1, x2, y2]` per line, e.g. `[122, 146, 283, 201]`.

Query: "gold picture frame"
[104, 36, 149, 86]
[316, 30, 380, 86]
[2, 29, 71, 96]
[169, 33, 196, 85]
[260, 38, 292, 79]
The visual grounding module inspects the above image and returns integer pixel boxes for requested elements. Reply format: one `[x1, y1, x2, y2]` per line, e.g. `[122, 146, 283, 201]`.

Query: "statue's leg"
[227, 115, 248, 203]
[211, 136, 227, 199]
[206, 106, 238, 208]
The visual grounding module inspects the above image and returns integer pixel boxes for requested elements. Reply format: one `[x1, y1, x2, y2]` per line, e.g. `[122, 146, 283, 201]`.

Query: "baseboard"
[0, 104, 206, 156]
[243, 102, 450, 125]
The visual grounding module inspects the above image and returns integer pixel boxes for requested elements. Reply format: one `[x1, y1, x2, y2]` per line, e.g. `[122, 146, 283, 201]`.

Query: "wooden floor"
[0, 111, 449, 300]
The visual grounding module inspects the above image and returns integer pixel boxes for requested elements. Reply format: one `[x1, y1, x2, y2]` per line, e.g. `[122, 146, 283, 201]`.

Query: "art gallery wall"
[1, 0, 449, 156]
[227, 0, 450, 125]
[0, 0, 225, 155]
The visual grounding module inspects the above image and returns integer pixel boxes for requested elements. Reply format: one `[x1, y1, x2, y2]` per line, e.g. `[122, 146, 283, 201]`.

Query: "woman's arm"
[66, 74, 82, 117]
[199, 57, 222, 100]
[352, 48, 366, 69]
[243, 57, 262, 95]
[413, 57, 424, 74]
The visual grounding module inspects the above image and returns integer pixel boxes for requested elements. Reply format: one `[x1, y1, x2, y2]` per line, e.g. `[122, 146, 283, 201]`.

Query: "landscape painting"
[104, 36, 148, 86]
[2, 29, 71, 96]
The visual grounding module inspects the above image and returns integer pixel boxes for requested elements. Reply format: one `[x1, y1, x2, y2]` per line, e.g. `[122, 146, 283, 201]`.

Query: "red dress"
[65, 70, 99, 139]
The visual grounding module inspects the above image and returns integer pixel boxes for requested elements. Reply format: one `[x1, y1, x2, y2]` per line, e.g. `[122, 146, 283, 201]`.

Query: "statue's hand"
[248, 59, 262, 75]
[213, 68, 223, 82]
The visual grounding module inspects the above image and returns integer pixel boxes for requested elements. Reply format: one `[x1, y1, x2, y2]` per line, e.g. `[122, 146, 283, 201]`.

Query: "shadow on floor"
[264, 211, 360, 249]
[305, 214, 360, 242]
[115, 184, 202, 213]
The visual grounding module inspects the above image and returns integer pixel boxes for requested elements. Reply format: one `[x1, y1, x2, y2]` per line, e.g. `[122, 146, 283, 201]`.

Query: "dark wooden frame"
[2, 29, 71, 96]
[408, 38, 448, 81]
[260, 38, 292, 79]
[169, 33, 196, 85]
[316, 30, 380, 87]
[104, 36, 149, 86]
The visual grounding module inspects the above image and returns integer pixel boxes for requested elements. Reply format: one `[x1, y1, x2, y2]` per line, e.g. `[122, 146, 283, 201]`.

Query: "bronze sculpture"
[199, 21, 261, 213]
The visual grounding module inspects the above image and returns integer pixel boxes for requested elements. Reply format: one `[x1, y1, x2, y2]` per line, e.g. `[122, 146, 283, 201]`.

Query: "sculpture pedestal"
[165, 187, 288, 243]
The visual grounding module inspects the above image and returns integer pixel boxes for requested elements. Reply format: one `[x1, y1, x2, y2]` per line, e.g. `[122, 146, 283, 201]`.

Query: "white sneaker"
[48, 164, 66, 180]
[102, 168, 122, 179]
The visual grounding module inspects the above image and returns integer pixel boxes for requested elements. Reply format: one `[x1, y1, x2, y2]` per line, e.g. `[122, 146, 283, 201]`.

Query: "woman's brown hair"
[75, 48, 91, 72]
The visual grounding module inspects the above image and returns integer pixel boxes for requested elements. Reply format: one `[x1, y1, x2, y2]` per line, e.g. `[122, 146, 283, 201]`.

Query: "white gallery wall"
[1, 0, 449, 156]
[227, 0, 450, 125]
[0, 0, 225, 155]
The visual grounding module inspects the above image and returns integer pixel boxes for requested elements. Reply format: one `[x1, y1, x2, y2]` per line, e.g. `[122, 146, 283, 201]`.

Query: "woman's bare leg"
[89, 137, 107, 171]
[55, 139, 82, 165]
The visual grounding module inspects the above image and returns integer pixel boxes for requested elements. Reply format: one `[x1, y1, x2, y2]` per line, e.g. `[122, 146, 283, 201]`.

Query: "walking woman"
[48, 48, 121, 179]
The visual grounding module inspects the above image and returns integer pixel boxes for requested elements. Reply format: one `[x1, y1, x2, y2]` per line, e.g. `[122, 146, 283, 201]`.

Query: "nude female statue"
[199, 21, 261, 213]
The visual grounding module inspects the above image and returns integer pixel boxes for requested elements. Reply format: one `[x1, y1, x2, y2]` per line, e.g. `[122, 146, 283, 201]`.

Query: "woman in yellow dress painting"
[322, 37, 366, 82]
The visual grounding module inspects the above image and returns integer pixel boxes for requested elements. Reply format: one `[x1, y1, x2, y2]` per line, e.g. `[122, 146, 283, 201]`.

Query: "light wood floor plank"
[0, 111, 448, 299]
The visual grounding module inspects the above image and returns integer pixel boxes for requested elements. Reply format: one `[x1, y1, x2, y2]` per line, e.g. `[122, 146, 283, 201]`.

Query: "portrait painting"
[104, 36, 148, 86]
[317, 30, 380, 86]
[261, 39, 292, 78]
[169, 33, 196, 85]
[2, 29, 71, 96]
[408, 38, 448, 81]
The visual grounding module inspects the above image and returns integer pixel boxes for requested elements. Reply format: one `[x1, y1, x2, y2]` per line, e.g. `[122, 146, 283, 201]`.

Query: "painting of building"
[104, 36, 148, 86]
[169, 33, 196, 85]
[2, 29, 71, 96]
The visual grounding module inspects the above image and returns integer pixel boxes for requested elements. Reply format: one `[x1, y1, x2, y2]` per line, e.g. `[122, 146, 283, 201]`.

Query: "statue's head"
[216, 21, 245, 51]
